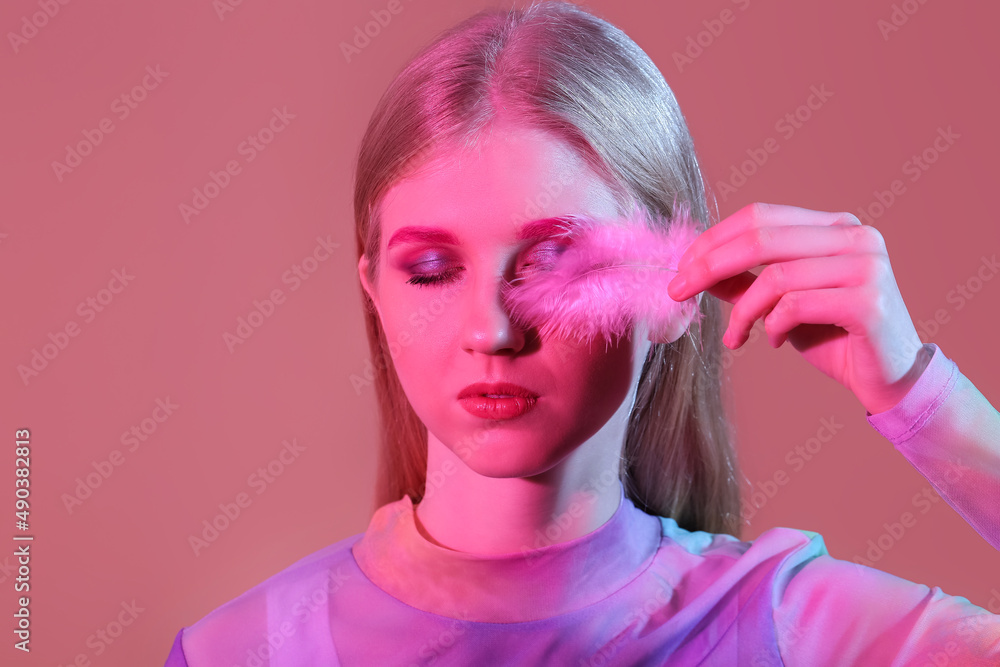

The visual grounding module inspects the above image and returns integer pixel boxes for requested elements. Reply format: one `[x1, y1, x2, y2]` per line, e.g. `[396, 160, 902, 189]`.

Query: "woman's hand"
[667, 202, 930, 415]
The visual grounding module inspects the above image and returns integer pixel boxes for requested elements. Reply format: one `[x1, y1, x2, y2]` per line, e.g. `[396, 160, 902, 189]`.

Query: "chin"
[446, 429, 575, 478]
[461, 454, 560, 480]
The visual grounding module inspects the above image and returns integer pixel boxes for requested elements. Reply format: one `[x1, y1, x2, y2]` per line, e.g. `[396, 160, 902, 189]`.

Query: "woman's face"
[358, 122, 652, 478]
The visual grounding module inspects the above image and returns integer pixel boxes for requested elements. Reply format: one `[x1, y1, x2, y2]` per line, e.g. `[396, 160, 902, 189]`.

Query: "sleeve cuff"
[866, 343, 959, 444]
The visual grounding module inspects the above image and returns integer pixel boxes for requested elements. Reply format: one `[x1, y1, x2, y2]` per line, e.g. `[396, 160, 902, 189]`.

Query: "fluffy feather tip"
[501, 202, 705, 346]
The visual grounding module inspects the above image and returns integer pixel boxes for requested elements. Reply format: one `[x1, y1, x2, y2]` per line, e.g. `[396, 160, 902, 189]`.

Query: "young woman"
[165, 2, 1000, 664]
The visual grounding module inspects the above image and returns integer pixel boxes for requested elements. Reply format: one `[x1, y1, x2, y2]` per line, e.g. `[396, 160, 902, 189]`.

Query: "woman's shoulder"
[175, 530, 365, 664]
[198, 529, 364, 617]
[652, 514, 831, 583]
[645, 515, 854, 632]
[658, 514, 825, 557]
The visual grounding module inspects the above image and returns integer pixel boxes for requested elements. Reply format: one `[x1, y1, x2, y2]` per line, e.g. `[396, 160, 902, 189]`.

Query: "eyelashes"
[405, 242, 569, 289]
[407, 267, 464, 287]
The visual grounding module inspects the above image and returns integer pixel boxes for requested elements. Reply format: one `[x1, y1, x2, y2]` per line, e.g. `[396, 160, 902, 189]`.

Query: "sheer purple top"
[164, 343, 1000, 665]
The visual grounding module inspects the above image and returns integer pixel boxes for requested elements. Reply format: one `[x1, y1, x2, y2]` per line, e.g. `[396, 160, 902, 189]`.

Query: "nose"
[460, 274, 527, 355]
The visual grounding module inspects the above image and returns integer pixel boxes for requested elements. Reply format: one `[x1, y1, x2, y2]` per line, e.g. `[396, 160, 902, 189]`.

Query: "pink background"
[1, 0, 997, 663]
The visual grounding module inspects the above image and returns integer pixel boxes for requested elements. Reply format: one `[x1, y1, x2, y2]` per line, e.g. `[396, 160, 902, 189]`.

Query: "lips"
[458, 382, 539, 400]
[458, 382, 539, 420]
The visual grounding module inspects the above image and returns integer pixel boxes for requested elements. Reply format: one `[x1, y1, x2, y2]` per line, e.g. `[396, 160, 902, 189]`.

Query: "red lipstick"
[458, 382, 539, 420]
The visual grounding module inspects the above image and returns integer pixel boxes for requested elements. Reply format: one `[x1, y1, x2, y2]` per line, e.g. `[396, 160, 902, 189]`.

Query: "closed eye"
[406, 266, 464, 287]
[517, 240, 570, 275]
[403, 239, 570, 289]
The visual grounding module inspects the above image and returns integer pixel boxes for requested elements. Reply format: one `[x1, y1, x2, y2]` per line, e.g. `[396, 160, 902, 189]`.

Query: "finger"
[667, 267, 757, 304]
[701, 270, 757, 305]
[677, 202, 863, 273]
[724, 254, 883, 348]
[763, 287, 872, 348]
[672, 223, 886, 302]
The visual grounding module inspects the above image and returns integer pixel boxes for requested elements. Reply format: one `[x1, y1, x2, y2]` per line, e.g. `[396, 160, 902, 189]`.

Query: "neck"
[413, 401, 632, 555]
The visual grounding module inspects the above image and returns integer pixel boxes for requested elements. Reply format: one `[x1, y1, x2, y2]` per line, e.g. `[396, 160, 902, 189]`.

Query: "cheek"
[552, 337, 636, 414]
[377, 284, 460, 377]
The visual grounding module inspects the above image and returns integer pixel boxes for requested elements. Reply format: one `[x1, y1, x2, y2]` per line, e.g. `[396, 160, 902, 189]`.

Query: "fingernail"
[670, 274, 686, 298]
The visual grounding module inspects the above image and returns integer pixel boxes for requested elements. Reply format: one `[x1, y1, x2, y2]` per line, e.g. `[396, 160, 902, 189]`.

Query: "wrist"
[864, 345, 934, 415]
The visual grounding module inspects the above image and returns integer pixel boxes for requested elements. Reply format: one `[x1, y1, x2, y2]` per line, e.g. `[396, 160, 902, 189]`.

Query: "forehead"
[378, 124, 620, 247]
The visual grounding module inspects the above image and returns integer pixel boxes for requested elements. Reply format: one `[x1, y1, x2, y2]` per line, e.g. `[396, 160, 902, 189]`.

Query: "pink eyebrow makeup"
[387, 216, 582, 251]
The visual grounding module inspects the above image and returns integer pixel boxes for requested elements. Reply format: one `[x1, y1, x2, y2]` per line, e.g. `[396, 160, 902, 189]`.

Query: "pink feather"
[500, 202, 705, 345]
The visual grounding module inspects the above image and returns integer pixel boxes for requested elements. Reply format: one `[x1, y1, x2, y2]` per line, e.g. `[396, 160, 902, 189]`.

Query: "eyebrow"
[386, 216, 581, 250]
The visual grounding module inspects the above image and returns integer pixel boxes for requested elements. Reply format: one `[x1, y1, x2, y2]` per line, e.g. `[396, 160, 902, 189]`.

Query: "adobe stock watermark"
[926, 588, 1000, 666]
[348, 291, 451, 393]
[188, 438, 306, 556]
[914, 253, 998, 342]
[0, 554, 20, 586]
[420, 421, 509, 502]
[520, 466, 621, 566]
[341, 0, 417, 64]
[850, 457, 970, 572]
[61, 397, 180, 514]
[405, 609, 473, 667]
[16, 267, 136, 386]
[714, 84, 835, 203]
[236, 566, 352, 667]
[51, 65, 169, 183]
[580, 581, 673, 667]
[750, 614, 809, 666]
[56, 600, 144, 666]
[222, 236, 340, 353]
[179, 106, 296, 224]
[876, 251, 997, 377]
[672, 0, 752, 73]
[741, 415, 846, 524]
[509, 171, 575, 226]
[7, 0, 74, 55]
[212, 0, 248, 21]
[716, 318, 765, 380]
[349, 280, 461, 395]
[877, 0, 932, 41]
[855, 126, 960, 226]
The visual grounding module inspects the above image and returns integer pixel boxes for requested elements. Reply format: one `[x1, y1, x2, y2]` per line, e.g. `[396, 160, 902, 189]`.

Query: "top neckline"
[350, 481, 663, 623]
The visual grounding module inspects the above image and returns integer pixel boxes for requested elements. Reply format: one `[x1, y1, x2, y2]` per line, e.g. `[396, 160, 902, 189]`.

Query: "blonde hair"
[353, 1, 742, 537]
